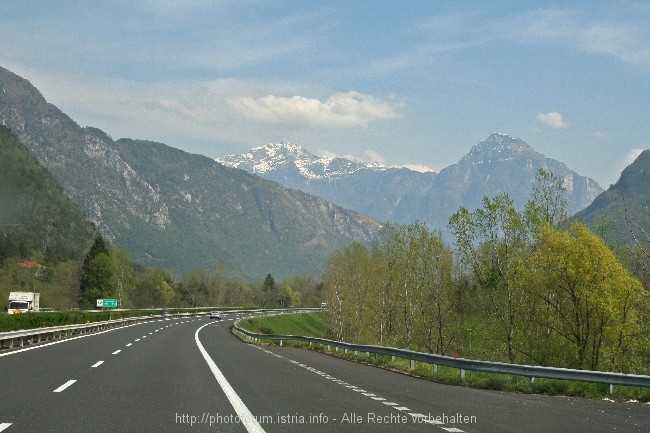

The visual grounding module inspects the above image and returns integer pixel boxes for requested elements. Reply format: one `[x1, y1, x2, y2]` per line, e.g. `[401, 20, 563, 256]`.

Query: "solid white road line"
[53, 379, 77, 393]
[195, 323, 266, 433]
[0, 423, 12, 432]
[91, 361, 104, 368]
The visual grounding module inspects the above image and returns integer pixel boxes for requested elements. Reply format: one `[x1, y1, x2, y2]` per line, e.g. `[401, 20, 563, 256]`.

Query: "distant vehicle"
[209, 311, 222, 320]
[7, 292, 40, 314]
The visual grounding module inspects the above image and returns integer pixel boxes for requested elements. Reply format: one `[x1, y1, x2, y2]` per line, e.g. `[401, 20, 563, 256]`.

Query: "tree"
[261, 273, 278, 307]
[525, 168, 569, 230]
[280, 284, 302, 307]
[402, 223, 455, 354]
[110, 246, 133, 308]
[323, 243, 375, 343]
[517, 223, 649, 371]
[449, 194, 530, 362]
[78, 236, 116, 308]
[322, 223, 456, 353]
[180, 269, 209, 307]
[130, 269, 175, 308]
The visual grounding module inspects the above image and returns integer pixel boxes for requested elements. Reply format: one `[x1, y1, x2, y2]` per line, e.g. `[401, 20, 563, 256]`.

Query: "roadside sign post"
[96, 299, 118, 320]
[96, 299, 118, 308]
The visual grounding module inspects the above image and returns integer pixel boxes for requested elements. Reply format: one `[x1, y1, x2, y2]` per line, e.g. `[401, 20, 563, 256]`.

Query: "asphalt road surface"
[0, 312, 648, 432]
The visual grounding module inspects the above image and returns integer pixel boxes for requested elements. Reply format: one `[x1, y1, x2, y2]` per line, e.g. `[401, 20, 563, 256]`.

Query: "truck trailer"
[7, 291, 40, 314]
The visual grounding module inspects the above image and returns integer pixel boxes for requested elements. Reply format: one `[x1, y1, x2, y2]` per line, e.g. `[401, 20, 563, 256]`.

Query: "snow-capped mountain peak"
[217, 142, 385, 180]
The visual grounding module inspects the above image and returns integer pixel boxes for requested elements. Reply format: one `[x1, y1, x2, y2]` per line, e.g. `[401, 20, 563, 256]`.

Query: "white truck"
[7, 292, 40, 314]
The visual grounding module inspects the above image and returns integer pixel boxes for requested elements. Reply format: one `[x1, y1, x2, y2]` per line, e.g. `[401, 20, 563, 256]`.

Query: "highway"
[0, 311, 648, 432]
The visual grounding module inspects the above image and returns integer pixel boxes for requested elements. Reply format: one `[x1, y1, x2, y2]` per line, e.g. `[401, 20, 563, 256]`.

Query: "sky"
[1, 1, 649, 188]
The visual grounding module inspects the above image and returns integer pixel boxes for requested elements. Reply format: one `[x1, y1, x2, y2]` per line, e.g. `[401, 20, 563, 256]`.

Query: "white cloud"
[537, 111, 568, 129]
[623, 148, 644, 166]
[363, 149, 386, 165]
[513, 9, 650, 67]
[613, 148, 645, 182]
[230, 91, 402, 128]
[400, 163, 436, 173]
[317, 149, 436, 173]
[315, 149, 338, 159]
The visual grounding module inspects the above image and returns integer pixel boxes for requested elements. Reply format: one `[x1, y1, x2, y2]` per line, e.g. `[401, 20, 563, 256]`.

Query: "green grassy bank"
[237, 311, 327, 338]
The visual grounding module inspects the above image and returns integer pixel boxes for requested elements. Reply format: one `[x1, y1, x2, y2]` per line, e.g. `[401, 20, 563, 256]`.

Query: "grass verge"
[237, 312, 327, 338]
[234, 312, 650, 403]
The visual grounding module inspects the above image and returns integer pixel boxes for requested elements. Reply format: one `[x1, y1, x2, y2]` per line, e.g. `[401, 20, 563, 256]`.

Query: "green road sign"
[97, 299, 118, 308]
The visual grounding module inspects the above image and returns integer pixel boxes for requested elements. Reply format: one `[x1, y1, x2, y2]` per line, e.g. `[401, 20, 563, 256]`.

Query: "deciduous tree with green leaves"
[449, 194, 530, 363]
[516, 223, 649, 372]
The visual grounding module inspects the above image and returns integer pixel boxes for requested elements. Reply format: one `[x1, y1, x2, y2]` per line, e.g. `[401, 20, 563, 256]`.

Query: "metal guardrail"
[232, 324, 650, 393]
[0, 308, 315, 351]
[0, 312, 203, 350]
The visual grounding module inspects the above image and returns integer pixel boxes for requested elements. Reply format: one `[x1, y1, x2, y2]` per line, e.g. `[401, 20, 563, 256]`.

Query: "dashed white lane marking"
[91, 361, 104, 368]
[0, 321, 145, 358]
[134, 338, 140, 342]
[112, 350, 121, 355]
[126, 343, 132, 347]
[426, 417, 446, 425]
[0, 423, 12, 432]
[252, 346, 467, 432]
[53, 379, 76, 393]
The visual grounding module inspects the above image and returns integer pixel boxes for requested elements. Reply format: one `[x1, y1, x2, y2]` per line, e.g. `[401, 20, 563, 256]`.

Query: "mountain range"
[0, 66, 380, 279]
[0, 125, 96, 264]
[575, 149, 650, 246]
[218, 134, 604, 233]
[3, 64, 640, 282]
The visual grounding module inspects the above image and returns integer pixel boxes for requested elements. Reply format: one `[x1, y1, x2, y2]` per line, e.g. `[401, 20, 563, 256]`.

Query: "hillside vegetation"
[0, 65, 381, 279]
[0, 125, 96, 264]
[323, 170, 650, 375]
